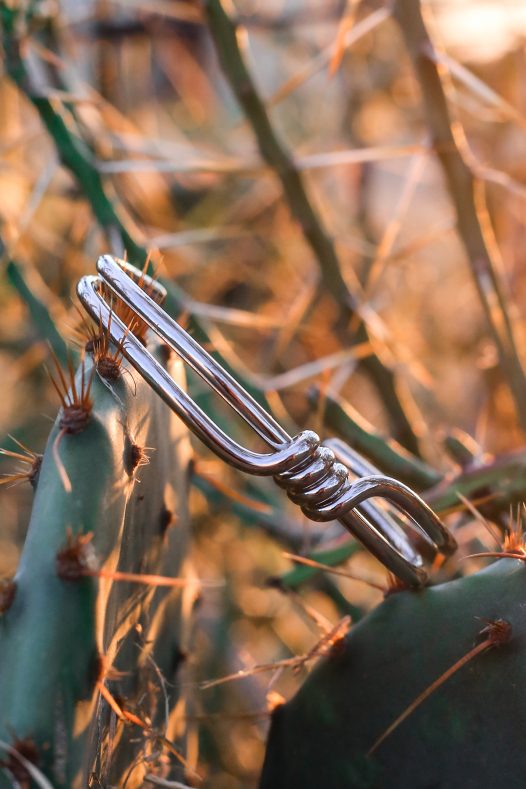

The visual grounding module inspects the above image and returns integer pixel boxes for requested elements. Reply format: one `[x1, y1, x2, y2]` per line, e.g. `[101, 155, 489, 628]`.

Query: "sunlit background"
[2, 1, 526, 785]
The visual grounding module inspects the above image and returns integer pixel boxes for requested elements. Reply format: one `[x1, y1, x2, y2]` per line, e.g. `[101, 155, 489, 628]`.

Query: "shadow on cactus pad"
[260, 559, 526, 789]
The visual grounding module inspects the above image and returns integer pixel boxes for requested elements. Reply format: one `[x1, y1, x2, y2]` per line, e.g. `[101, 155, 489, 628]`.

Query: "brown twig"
[283, 552, 387, 592]
[96, 681, 200, 778]
[200, 615, 351, 690]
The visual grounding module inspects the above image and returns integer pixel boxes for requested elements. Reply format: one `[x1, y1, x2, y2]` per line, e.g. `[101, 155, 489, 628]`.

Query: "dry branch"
[203, 0, 421, 453]
[393, 0, 526, 431]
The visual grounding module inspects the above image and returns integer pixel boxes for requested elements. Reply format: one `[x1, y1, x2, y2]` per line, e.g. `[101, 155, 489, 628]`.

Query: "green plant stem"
[442, 429, 480, 468]
[203, 0, 352, 311]
[392, 0, 526, 432]
[203, 0, 420, 455]
[311, 388, 440, 489]
[425, 447, 526, 513]
[191, 472, 328, 550]
[4, 257, 68, 365]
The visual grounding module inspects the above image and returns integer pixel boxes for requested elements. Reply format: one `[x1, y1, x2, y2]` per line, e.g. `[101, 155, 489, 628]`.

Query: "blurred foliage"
[2, 0, 526, 786]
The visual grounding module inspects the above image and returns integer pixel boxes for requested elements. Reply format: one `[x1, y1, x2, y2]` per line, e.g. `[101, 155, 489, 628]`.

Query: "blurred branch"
[74, 0, 346, 37]
[4, 257, 69, 366]
[192, 471, 334, 550]
[0, 226, 68, 364]
[0, 14, 144, 261]
[266, 6, 390, 108]
[315, 387, 526, 524]
[0, 4, 277, 414]
[203, 0, 420, 454]
[203, 0, 356, 313]
[393, 0, 526, 432]
[97, 142, 423, 175]
[431, 48, 526, 131]
[442, 429, 480, 468]
[237, 1, 346, 31]
[310, 388, 441, 489]
[425, 448, 526, 514]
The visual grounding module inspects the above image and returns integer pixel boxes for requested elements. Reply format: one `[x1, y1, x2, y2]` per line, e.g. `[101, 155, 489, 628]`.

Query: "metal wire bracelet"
[77, 255, 457, 587]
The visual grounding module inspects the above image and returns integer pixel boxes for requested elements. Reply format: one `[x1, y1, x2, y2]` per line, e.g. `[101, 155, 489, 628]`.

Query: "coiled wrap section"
[274, 433, 351, 517]
[273, 431, 455, 574]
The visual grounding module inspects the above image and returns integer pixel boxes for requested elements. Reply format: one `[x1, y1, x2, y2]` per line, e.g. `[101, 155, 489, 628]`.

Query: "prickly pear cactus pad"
[260, 558, 526, 789]
[0, 339, 192, 788]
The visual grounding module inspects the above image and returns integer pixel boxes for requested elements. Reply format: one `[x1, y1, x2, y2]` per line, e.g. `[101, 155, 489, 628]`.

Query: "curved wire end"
[77, 256, 456, 588]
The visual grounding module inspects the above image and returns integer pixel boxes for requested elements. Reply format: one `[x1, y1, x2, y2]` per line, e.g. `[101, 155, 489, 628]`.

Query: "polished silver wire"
[77, 256, 457, 587]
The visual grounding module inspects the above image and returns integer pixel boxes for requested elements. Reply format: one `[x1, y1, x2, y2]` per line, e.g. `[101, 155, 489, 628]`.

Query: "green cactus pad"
[260, 558, 526, 789]
[0, 345, 191, 788]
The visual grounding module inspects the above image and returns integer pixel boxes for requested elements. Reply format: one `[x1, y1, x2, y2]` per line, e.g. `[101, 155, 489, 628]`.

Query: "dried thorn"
[47, 354, 96, 492]
[52, 429, 72, 494]
[96, 354, 122, 381]
[454, 491, 501, 546]
[503, 507, 526, 553]
[283, 551, 387, 592]
[84, 308, 130, 381]
[463, 551, 526, 562]
[300, 616, 351, 665]
[48, 354, 94, 434]
[102, 255, 162, 343]
[98, 655, 129, 685]
[127, 442, 152, 475]
[478, 617, 512, 646]
[97, 681, 200, 779]
[198, 657, 295, 691]
[82, 568, 214, 589]
[0, 443, 42, 489]
[28, 454, 42, 487]
[368, 618, 511, 755]
[97, 680, 133, 723]
[201, 616, 351, 690]
[69, 303, 99, 351]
